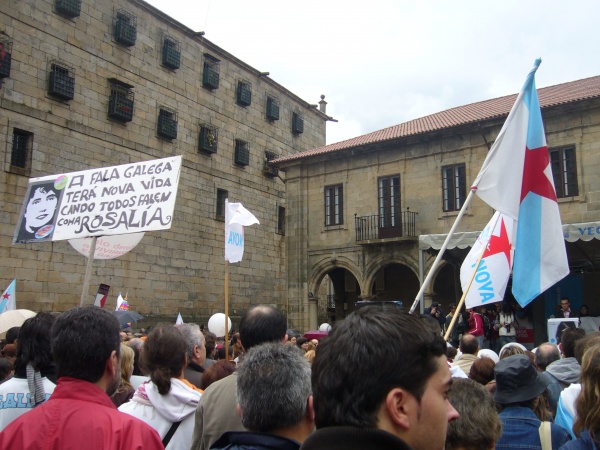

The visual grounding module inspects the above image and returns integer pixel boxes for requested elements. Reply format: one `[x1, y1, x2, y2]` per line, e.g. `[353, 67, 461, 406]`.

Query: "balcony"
[355, 209, 418, 244]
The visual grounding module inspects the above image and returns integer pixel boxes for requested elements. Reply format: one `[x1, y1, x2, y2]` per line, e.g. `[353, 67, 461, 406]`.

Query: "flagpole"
[409, 189, 477, 314]
[224, 261, 230, 361]
[443, 213, 501, 341]
[80, 236, 97, 306]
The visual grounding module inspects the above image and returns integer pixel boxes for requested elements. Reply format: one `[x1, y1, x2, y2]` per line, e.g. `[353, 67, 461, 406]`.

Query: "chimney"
[319, 95, 327, 113]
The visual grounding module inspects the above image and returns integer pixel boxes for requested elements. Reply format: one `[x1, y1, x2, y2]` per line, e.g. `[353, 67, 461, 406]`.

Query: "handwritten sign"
[13, 156, 181, 243]
[68, 232, 145, 259]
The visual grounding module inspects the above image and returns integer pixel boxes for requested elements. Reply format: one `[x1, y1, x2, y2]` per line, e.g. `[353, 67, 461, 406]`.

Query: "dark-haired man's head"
[535, 343, 560, 371]
[238, 305, 287, 351]
[203, 331, 217, 360]
[0, 358, 13, 382]
[574, 332, 600, 365]
[460, 333, 479, 355]
[310, 306, 458, 450]
[561, 327, 586, 358]
[5, 327, 20, 345]
[15, 312, 55, 379]
[51, 306, 121, 395]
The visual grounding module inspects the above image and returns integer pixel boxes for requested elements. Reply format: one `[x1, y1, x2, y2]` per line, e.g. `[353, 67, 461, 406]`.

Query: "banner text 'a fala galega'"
[13, 156, 182, 243]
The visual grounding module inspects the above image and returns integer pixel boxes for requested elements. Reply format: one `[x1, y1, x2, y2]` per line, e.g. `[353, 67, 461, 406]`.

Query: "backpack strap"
[162, 421, 182, 448]
[539, 421, 552, 450]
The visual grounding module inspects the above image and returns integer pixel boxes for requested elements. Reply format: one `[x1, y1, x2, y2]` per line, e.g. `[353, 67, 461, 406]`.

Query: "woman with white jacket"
[497, 302, 517, 348]
[119, 324, 202, 450]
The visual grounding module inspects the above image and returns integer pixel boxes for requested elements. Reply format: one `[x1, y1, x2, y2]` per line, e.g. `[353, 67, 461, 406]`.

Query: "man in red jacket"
[0, 306, 163, 450]
[467, 308, 485, 349]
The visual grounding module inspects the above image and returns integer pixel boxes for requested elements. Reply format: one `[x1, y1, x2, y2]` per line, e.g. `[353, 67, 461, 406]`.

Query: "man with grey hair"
[191, 305, 288, 450]
[445, 378, 502, 450]
[177, 323, 206, 389]
[210, 342, 314, 450]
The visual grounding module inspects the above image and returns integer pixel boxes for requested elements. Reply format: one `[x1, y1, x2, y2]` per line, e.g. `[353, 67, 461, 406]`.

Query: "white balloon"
[319, 323, 332, 332]
[208, 313, 232, 337]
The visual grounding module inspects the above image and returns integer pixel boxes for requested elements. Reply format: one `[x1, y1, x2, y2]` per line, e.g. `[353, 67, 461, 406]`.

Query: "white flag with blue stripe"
[472, 59, 569, 306]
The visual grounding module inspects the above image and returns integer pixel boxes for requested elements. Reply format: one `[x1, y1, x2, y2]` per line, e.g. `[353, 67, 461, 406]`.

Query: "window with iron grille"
[108, 83, 134, 122]
[202, 55, 220, 90]
[0, 37, 12, 79]
[157, 107, 178, 140]
[277, 206, 286, 235]
[55, 0, 81, 18]
[11, 129, 32, 172]
[550, 146, 579, 198]
[266, 96, 279, 121]
[234, 140, 250, 166]
[236, 81, 252, 106]
[264, 151, 279, 177]
[199, 125, 218, 154]
[216, 189, 228, 220]
[325, 184, 343, 226]
[292, 112, 304, 134]
[114, 10, 137, 47]
[162, 36, 181, 70]
[442, 164, 466, 212]
[48, 62, 75, 100]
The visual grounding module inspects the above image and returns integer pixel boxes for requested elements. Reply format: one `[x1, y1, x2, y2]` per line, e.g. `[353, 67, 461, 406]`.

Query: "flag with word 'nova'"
[472, 58, 569, 306]
[461, 212, 514, 309]
[225, 200, 260, 263]
[175, 312, 183, 325]
[115, 292, 129, 311]
[0, 279, 16, 313]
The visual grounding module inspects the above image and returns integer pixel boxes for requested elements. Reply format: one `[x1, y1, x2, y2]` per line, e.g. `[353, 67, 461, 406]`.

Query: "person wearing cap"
[494, 354, 571, 449]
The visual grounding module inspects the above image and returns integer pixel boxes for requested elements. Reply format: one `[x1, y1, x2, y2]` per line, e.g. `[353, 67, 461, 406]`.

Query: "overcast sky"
[144, 0, 600, 146]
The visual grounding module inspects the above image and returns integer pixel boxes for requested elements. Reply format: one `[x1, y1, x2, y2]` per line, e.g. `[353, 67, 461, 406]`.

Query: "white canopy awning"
[419, 221, 600, 250]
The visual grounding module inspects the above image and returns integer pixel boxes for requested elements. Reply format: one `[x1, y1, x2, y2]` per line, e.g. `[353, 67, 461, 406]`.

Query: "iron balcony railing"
[355, 209, 418, 242]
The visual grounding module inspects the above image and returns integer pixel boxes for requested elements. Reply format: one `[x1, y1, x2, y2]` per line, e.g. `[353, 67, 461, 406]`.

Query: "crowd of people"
[0, 300, 598, 450]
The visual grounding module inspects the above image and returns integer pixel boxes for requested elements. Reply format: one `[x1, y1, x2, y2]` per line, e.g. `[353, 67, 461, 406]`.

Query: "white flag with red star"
[461, 212, 514, 309]
[0, 279, 16, 313]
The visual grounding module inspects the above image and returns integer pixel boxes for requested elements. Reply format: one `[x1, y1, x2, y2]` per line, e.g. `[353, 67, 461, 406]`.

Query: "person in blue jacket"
[494, 354, 571, 449]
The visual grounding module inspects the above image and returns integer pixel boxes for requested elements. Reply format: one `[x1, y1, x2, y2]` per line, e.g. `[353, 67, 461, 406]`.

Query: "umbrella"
[112, 310, 143, 327]
[303, 330, 328, 341]
[0, 309, 37, 336]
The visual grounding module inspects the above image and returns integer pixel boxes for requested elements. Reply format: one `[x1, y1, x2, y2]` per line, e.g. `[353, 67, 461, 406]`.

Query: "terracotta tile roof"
[275, 75, 600, 164]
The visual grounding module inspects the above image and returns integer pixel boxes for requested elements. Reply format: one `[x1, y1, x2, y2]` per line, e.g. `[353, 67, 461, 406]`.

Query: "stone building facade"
[0, 0, 329, 323]
[276, 76, 600, 336]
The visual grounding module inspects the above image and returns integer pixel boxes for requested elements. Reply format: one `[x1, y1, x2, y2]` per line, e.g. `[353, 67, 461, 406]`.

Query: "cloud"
[146, 0, 600, 145]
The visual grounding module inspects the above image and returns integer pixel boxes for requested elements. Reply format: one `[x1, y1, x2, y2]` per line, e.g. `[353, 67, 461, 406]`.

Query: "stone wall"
[283, 100, 600, 329]
[0, 0, 326, 325]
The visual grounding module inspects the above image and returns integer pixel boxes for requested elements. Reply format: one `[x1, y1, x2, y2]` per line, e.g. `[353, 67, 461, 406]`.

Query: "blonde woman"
[111, 344, 135, 407]
[560, 342, 600, 450]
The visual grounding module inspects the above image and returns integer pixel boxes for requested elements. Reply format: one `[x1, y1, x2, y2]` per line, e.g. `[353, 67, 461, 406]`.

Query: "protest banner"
[13, 156, 182, 243]
[68, 232, 145, 259]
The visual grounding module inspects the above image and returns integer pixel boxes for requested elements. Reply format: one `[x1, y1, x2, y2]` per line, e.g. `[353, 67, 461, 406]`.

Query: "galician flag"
[460, 212, 514, 309]
[225, 200, 260, 263]
[175, 312, 184, 325]
[472, 58, 569, 306]
[0, 279, 16, 313]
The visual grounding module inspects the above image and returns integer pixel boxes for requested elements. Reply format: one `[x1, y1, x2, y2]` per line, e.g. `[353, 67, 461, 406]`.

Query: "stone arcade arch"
[308, 257, 362, 329]
[363, 254, 420, 309]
